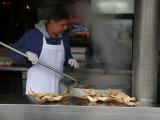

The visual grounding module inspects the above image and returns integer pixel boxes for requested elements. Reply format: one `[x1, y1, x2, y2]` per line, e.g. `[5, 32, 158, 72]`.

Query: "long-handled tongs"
[0, 41, 78, 85]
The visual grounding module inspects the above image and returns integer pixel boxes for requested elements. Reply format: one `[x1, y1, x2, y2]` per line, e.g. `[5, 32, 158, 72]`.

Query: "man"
[10, 8, 79, 94]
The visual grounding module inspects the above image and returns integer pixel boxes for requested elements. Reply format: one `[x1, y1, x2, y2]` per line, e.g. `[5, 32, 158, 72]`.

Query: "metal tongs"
[0, 41, 79, 87]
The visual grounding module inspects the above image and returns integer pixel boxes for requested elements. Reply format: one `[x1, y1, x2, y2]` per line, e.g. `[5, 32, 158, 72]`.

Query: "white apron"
[26, 36, 65, 94]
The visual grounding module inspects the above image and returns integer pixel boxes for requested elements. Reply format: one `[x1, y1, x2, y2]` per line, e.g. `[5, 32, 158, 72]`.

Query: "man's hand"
[26, 51, 38, 64]
[68, 59, 79, 68]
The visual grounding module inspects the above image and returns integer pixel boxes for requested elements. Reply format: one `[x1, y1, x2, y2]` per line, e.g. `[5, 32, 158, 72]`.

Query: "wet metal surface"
[0, 95, 160, 120]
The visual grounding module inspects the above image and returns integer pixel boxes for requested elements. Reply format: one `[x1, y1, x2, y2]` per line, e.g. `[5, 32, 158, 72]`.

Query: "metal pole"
[132, 0, 159, 104]
[0, 41, 78, 82]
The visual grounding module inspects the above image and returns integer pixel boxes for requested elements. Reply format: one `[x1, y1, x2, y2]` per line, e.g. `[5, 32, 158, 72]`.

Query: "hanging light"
[26, 4, 31, 10]
[0, 0, 12, 8]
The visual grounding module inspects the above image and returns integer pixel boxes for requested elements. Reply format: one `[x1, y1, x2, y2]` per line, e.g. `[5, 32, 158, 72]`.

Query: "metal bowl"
[70, 87, 128, 97]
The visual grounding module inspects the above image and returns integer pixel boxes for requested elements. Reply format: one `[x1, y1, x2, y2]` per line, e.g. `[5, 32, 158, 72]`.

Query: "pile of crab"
[28, 88, 138, 106]
[82, 89, 139, 106]
[28, 89, 71, 102]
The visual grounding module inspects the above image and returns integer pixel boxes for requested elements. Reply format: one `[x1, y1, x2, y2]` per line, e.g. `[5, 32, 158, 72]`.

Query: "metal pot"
[70, 86, 128, 97]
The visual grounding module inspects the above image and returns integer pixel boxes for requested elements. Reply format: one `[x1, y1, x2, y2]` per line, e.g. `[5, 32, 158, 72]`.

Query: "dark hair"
[47, 7, 70, 22]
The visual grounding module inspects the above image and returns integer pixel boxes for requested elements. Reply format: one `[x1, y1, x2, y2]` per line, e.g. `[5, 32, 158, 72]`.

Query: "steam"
[66, 0, 133, 71]
[91, 16, 132, 71]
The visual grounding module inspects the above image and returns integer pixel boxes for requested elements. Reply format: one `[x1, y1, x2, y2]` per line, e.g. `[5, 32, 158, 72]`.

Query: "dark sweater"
[10, 27, 72, 68]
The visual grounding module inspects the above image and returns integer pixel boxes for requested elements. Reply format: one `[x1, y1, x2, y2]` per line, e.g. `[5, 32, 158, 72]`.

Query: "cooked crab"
[28, 89, 71, 102]
[106, 90, 139, 106]
[83, 89, 110, 103]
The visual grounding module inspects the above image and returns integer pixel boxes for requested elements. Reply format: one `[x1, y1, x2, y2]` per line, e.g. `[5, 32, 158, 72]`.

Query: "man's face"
[49, 19, 68, 37]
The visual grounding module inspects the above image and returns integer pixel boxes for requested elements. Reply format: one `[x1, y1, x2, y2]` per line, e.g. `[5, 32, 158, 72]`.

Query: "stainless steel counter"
[0, 103, 160, 120]
[0, 95, 160, 120]
[0, 64, 27, 71]
[0, 66, 27, 71]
